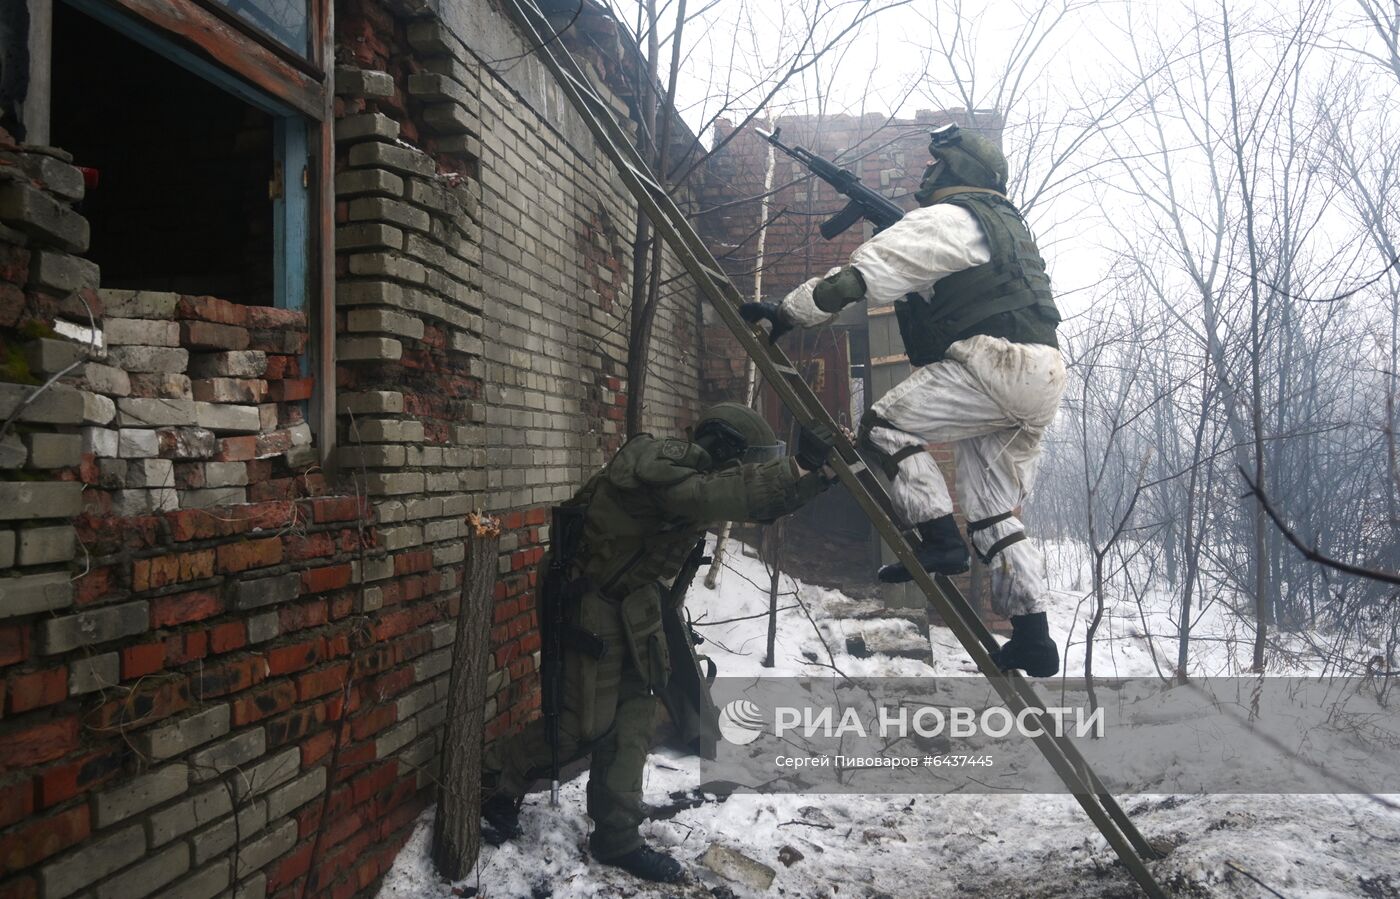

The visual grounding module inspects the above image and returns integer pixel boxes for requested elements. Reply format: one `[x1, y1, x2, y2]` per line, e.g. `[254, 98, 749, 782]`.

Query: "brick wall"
[0, 0, 708, 896]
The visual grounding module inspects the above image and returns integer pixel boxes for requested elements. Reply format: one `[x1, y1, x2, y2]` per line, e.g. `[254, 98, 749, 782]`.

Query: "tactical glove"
[811, 266, 867, 313]
[795, 422, 836, 472]
[739, 302, 796, 345]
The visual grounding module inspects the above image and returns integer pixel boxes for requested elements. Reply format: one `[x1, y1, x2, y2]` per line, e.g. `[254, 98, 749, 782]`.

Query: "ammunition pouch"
[619, 583, 670, 689]
[894, 292, 954, 367]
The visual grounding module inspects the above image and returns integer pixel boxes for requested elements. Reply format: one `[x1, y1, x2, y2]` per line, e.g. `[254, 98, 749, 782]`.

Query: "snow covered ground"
[378, 537, 1400, 899]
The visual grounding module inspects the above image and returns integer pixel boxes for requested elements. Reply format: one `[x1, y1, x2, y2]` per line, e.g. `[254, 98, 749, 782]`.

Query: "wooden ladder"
[500, 3, 1170, 894]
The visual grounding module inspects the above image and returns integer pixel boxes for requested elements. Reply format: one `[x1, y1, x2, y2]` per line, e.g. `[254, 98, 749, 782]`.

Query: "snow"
[378, 536, 1400, 899]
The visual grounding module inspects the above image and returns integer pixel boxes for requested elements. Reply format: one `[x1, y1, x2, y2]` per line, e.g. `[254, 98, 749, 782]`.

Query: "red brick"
[0, 779, 34, 828]
[0, 804, 90, 872]
[266, 704, 326, 749]
[284, 533, 336, 562]
[266, 640, 321, 676]
[90, 679, 190, 731]
[132, 549, 216, 592]
[176, 294, 248, 325]
[349, 762, 397, 805]
[6, 667, 67, 714]
[36, 745, 125, 807]
[0, 717, 80, 770]
[391, 630, 433, 665]
[216, 537, 284, 574]
[350, 645, 393, 680]
[330, 743, 375, 784]
[349, 704, 395, 742]
[150, 589, 224, 628]
[255, 431, 293, 458]
[301, 730, 336, 767]
[215, 436, 258, 462]
[268, 840, 315, 891]
[300, 564, 352, 594]
[122, 642, 166, 678]
[209, 621, 247, 654]
[0, 627, 28, 669]
[267, 378, 314, 402]
[280, 600, 328, 633]
[193, 656, 267, 697]
[322, 631, 351, 659]
[73, 565, 117, 606]
[164, 502, 291, 541]
[164, 630, 209, 666]
[368, 667, 414, 702]
[250, 478, 297, 503]
[246, 306, 306, 329]
[181, 320, 250, 350]
[297, 663, 348, 701]
[232, 681, 297, 726]
[308, 496, 364, 523]
[263, 354, 300, 379]
[393, 550, 431, 576]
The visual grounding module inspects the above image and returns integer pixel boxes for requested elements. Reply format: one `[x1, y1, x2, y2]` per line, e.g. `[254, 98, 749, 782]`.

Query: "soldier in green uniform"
[741, 124, 1066, 678]
[480, 403, 834, 883]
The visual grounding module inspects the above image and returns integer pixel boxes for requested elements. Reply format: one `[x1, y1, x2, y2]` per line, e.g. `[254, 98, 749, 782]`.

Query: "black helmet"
[693, 402, 785, 466]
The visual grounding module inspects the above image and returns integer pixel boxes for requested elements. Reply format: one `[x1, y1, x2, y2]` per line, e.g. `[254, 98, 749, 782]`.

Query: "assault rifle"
[659, 539, 722, 758]
[541, 504, 604, 806]
[756, 126, 905, 238]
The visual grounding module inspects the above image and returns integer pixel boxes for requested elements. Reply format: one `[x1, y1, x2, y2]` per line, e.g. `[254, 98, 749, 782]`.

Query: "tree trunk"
[431, 514, 501, 880]
[763, 522, 783, 668]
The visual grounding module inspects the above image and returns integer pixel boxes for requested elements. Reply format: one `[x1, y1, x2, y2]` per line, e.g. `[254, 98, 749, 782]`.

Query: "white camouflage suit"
[780, 204, 1066, 616]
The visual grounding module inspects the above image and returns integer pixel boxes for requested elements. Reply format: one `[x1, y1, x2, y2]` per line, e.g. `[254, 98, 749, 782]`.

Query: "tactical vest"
[574, 437, 712, 600]
[894, 192, 1059, 366]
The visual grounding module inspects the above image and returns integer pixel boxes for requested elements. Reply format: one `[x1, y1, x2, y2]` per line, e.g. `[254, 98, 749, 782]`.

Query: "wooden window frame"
[25, 0, 337, 462]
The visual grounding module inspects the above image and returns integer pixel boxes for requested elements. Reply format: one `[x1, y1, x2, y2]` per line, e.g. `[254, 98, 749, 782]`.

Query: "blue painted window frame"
[64, 0, 311, 314]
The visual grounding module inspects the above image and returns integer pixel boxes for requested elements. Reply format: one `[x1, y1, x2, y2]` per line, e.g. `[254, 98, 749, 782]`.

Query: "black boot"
[989, 612, 1059, 677]
[877, 514, 970, 583]
[480, 793, 523, 845]
[596, 844, 686, 884]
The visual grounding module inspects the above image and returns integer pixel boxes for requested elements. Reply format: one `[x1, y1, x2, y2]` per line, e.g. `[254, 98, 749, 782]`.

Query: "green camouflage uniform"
[481, 434, 825, 860]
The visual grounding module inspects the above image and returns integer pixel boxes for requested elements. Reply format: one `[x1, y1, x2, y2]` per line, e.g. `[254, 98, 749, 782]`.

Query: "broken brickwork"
[1, 0, 706, 896]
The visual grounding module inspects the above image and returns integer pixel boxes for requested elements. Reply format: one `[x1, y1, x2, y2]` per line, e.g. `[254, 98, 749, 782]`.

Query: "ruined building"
[0, 0, 700, 896]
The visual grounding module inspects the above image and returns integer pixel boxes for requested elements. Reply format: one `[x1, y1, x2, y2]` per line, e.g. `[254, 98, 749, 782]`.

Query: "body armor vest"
[894, 192, 1059, 366]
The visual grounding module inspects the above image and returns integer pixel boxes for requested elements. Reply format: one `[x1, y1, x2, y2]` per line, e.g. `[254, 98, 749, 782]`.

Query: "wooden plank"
[74, 0, 324, 119]
[312, 0, 335, 467]
[867, 303, 895, 317]
[24, 0, 54, 144]
[870, 353, 909, 367]
[273, 117, 310, 312]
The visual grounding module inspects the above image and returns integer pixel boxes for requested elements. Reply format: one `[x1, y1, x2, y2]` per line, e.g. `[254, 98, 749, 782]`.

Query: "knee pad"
[858, 410, 924, 480]
[966, 511, 1027, 565]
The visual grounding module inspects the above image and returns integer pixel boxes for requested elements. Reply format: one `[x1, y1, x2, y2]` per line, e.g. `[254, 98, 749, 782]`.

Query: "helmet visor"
[741, 440, 786, 464]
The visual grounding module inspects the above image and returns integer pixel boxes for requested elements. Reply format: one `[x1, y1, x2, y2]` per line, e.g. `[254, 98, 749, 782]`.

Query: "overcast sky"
[644, 0, 1397, 318]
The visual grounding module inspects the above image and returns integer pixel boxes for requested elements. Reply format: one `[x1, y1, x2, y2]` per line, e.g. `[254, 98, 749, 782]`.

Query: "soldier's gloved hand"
[795, 422, 837, 472]
[739, 302, 796, 345]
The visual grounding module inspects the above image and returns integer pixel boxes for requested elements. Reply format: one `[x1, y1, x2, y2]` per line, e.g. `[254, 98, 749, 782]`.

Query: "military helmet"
[693, 402, 785, 466]
[915, 123, 1008, 202]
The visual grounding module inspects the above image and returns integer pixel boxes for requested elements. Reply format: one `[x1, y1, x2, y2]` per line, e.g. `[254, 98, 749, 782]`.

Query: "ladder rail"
[502, 3, 1168, 893]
